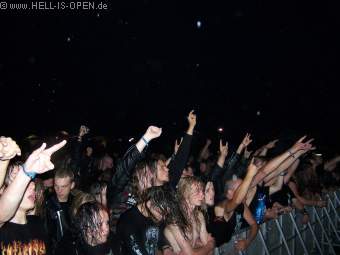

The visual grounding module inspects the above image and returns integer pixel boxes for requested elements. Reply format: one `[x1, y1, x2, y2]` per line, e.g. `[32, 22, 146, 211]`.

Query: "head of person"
[253, 156, 269, 170]
[139, 185, 182, 225]
[98, 154, 114, 171]
[181, 165, 194, 178]
[224, 178, 243, 200]
[89, 181, 107, 205]
[204, 181, 215, 207]
[177, 176, 205, 209]
[19, 181, 36, 213]
[132, 157, 169, 199]
[4, 161, 23, 186]
[71, 192, 96, 219]
[75, 202, 109, 246]
[54, 168, 75, 202]
[30, 178, 46, 216]
[199, 161, 208, 174]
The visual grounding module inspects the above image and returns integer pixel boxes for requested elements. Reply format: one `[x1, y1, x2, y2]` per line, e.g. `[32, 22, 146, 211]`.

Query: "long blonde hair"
[177, 176, 204, 238]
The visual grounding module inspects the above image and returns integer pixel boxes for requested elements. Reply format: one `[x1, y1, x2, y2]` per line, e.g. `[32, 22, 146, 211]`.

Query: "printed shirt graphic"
[0, 217, 48, 255]
[254, 191, 266, 224]
[117, 207, 161, 255]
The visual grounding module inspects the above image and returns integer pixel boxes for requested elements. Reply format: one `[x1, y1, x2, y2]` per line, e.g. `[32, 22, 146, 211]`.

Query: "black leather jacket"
[209, 151, 241, 204]
[107, 145, 144, 213]
[45, 193, 74, 251]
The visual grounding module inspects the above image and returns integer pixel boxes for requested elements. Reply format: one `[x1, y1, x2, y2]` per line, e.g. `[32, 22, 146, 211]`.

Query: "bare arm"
[199, 139, 211, 162]
[0, 137, 21, 189]
[167, 225, 214, 255]
[264, 150, 304, 183]
[236, 133, 252, 155]
[217, 140, 228, 168]
[0, 140, 66, 227]
[268, 175, 284, 195]
[0, 160, 9, 189]
[324, 155, 340, 171]
[288, 181, 325, 207]
[238, 205, 258, 251]
[251, 136, 312, 187]
[224, 161, 258, 213]
[284, 159, 300, 184]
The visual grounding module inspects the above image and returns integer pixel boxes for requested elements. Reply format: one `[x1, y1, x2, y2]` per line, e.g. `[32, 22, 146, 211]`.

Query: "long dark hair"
[74, 201, 107, 246]
[140, 185, 189, 236]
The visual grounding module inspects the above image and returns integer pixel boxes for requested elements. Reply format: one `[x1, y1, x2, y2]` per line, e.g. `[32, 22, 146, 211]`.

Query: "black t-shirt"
[0, 216, 49, 255]
[116, 206, 161, 255]
[208, 204, 244, 247]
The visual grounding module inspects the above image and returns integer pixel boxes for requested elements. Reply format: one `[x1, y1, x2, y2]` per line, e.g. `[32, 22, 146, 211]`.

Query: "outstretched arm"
[224, 160, 258, 213]
[0, 140, 66, 227]
[0, 137, 21, 189]
[199, 139, 211, 162]
[251, 136, 313, 187]
[111, 126, 162, 193]
[324, 155, 340, 171]
[236, 133, 252, 155]
[168, 110, 196, 188]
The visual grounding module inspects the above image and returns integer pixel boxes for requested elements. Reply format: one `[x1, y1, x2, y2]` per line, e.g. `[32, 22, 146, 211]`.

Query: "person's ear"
[71, 181, 75, 189]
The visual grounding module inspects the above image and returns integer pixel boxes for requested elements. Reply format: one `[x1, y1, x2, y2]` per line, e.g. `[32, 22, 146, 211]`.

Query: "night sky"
[1, 0, 340, 153]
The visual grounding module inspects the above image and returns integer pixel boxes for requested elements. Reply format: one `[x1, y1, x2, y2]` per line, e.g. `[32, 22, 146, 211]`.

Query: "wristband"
[141, 137, 149, 146]
[22, 165, 37, 180]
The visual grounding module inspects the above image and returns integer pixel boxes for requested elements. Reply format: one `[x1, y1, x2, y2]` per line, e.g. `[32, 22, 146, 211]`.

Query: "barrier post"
[313, 206, 336, 255]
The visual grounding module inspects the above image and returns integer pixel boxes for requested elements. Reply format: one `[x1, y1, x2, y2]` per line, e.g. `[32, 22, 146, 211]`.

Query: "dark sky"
[1, 0, 340, 152]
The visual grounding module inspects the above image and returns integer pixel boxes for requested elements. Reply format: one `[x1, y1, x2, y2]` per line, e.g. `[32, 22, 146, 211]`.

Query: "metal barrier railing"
[223, 190, 340, 255]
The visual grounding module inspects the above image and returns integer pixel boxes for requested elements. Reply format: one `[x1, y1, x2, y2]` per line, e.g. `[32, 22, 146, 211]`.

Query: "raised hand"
[187, 110, 197, 128]
[219, 139, 228, 157]
[291, 136, 314, 153]
[234, 239, 248, 252]
[144, 126, 162, 141]
[24, 140, 67, 174]
[79, 125, 90, 137]
[0, 137, 21, 161]
[265, 139, 279, 149]
[174, 137, 183, 154]
[244, 147, 253, 159]
[248, 158, 260, 176]
[241, 133, 253, 147]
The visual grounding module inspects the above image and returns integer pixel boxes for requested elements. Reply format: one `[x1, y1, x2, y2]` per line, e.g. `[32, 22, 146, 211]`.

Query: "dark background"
[1, 0, 340, 154]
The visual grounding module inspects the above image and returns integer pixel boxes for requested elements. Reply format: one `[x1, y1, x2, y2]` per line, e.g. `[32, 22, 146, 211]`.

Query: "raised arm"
[222, 134, 253, 183]
[0, 137, 21, 189]
[224, 160, 258, 213]
[198, 139, 211, 162]
[324, 155, 340, 171]
[236, 133, 252, 155]
[209, 140, 228, 202]
[0, 140, 66, 227]
[111, 126, 162, 192]
[251, 136, 312, 187]
[168, 110, 196, 188]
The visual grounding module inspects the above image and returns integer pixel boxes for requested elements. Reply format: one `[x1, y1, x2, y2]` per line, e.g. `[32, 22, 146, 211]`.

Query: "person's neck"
[57, 195, 69, 203]
[154, 179, 164, 186]
[137, 203, 149, 218]
[10, 208, 27, 224]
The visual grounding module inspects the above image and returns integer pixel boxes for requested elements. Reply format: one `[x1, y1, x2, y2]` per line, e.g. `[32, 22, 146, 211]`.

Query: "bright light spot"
[196, 20, 202, 28]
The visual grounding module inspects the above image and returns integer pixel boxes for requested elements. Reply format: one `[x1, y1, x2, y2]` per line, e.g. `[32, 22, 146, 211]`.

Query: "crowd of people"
[1, 110, 340, 255]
